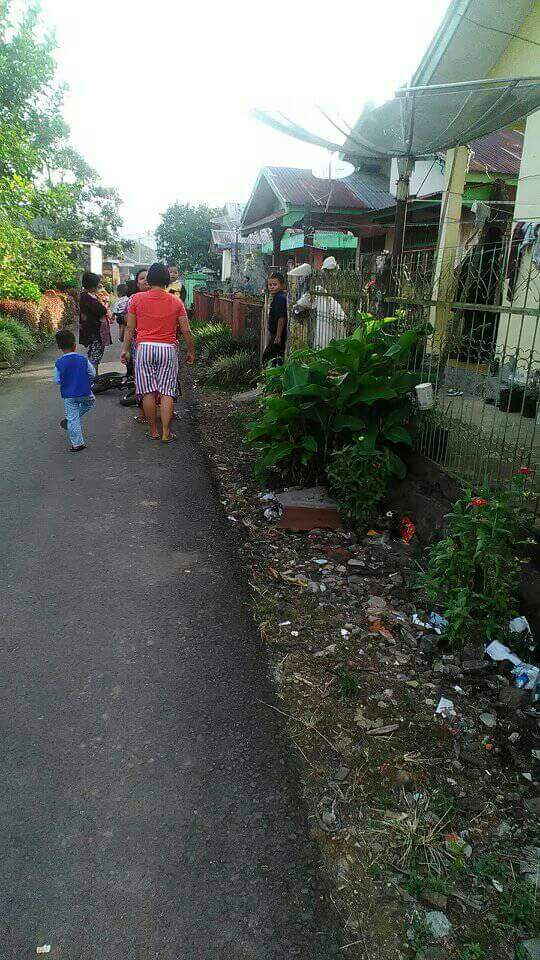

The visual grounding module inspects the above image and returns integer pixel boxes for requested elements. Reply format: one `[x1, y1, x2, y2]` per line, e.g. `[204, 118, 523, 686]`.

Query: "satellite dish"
[311, 153, 355, 181]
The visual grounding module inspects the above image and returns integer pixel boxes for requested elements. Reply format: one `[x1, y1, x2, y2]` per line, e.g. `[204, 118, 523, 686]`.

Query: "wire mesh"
[285, 244, 540, 510]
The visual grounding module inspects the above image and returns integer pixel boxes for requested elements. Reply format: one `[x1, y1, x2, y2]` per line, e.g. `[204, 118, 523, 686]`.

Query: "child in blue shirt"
[53, 329, 96, 452]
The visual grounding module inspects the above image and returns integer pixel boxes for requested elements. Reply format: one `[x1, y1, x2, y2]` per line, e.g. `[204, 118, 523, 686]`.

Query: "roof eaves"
[412, 0, 471, 86]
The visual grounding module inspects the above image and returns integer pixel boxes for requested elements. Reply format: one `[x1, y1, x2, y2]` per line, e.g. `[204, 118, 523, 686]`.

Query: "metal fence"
[285, 242, 540, 504]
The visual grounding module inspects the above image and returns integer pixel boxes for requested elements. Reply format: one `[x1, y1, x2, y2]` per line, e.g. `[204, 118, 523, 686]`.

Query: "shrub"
[0, 277, 41, 303]
[0, 329, 17, 363]
[39, 290, 67, 333]
[202, 329, 258, 364]
[246, 315, 427, 480]
[193, 322, 229, 352]
[421, 471, 533, 646]
[0, 317, 36, 352]
[0, 298, 40, 329]
[327, 443, 392, 525]
[201, 350, 258, 390]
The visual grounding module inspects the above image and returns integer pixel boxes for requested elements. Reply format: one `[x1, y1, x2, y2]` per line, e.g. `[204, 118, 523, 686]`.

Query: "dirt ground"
[192, 378, 540, 960]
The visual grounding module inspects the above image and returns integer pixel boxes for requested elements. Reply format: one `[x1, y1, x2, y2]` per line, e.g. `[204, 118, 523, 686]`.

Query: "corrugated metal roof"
[264, 167, 394, 211]
[468, 128, 523, 176]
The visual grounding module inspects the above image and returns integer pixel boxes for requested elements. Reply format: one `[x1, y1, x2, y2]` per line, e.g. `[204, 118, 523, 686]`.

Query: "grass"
[374, 790, 454, 876]
[471, 853, 511, 882]
[338, 670, 360, 700]
[496, 879, 540, 936]
[201, 350, 258, 390]
[0, 329, 17, 363]
[0, 316, 37, 352]
[403, 871, 454, 898]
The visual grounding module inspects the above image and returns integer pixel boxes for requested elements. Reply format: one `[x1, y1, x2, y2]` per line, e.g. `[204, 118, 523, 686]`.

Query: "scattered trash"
[424, 911, 452, 939]
[264, 507, 281, 522]
[485, 639, 523, 667]
[492, 879, 504, 892]
[412, 611, 448, 635]
[480, 712, 497, 728]
[399, 516, 415, 543]
[436, 697, 456, 719]
[258, 492, 276, 502]
[514, 664, 540, 691]
[36, 949, 51, 956]
[509, 615, 532, 636]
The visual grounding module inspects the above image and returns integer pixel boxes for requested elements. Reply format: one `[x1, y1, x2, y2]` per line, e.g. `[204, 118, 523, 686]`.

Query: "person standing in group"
[79, 272, 109, 375]
[263, 271, 288, 365]
[121, 263, 195, 443]
[112, 282, 129, 341]
[126, 270, 149, 414]
[53, 328, 95, 452]
[166, 263, 187, 303]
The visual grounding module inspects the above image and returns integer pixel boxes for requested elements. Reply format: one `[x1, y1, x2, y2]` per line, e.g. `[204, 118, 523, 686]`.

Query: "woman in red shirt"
[121, 262, 195, 443]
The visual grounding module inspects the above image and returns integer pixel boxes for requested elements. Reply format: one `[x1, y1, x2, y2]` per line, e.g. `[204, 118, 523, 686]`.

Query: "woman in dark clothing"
[263, 271, 288, 365]
[79, 271, 108, 375]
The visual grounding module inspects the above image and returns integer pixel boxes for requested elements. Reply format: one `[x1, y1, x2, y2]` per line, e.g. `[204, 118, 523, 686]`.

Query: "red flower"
[517, 467, 533, 476]
[374, 462, 381, 470]
[469, 498, 488, 507]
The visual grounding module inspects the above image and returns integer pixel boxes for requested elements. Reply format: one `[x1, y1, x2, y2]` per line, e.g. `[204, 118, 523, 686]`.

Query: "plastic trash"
[509, 616, 532, 636]
[485, 640, 523, 667]
[36, 949, 51, 956]
[514, 664, 540, 691]
[436, 697, 456, 719]
[429, 612, 449, 634]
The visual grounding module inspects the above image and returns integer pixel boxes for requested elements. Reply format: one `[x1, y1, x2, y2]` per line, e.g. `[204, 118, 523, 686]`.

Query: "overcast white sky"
[39, 0, 450, 238]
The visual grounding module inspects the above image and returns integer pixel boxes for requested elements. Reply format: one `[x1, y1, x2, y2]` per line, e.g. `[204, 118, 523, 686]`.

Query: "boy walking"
[54, 329, 95, 452]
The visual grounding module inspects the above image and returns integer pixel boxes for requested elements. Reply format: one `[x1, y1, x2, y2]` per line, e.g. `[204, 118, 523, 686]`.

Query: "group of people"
[54, 262, 195, 452]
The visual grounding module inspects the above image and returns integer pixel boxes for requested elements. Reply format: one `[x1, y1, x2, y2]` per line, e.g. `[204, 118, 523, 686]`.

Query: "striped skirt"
[135, 342, 179, 399]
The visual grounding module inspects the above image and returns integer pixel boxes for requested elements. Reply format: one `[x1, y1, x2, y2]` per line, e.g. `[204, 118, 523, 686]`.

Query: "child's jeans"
[64, 396, 95, 447]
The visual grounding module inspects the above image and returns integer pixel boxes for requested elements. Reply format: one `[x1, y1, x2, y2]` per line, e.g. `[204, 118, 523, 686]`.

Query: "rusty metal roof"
[468, 128, 524, 176]
[264, 167, 395, 211]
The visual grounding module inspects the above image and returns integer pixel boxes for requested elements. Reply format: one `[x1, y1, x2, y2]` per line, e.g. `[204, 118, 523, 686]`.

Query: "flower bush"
[246, 315, 428, 480]
[421, 472, 533, 646]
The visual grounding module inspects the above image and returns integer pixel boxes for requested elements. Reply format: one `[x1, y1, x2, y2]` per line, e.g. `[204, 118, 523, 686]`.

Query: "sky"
[39, 0, 451, 239]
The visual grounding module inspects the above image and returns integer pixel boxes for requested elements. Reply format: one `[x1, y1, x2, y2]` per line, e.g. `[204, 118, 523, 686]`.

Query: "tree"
[0, 1, 129, 261]
[155, 202, 220, 271]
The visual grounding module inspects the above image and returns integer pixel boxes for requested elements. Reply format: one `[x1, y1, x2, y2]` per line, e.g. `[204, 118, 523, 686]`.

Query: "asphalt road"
[0, 341, 340, 959]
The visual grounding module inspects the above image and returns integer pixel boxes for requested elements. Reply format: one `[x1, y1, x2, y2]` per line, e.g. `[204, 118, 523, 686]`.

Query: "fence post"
[232, 297, 246, 339]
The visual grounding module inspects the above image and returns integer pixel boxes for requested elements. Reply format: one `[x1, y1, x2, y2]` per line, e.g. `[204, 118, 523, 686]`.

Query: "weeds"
[201, 350, 258, 390]
[496, 879, 539, 936]
[459, 944, 486, 960]
[374, 791, 454, 875]
[338, 670, 360, 700]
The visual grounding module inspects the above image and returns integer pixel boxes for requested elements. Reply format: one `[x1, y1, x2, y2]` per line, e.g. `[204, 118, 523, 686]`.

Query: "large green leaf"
[302, 435, 318, 452]
[384, 330, 420, 358]
[383, 424, 412, 446]
[282, 363, 309, 392]
[389, 370, 418, 393]
[356, 375, 398, 404]
[261, 441, 294, 468]
[284, 383, 327, 399]
[356, 428, 377, 452]
[333, 413, 367, 432]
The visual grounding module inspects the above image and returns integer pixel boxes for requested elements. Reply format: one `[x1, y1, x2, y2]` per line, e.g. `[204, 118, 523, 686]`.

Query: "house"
[240, 166, 394, 268]
[117, 238, 157, 282]
[408, 0, 540, 362]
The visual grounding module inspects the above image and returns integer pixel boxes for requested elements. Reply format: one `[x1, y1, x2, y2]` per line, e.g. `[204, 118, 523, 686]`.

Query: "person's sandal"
[70, 444, 86, 452]
[161, 433, 176, 443]
[145, 433, 160, 441]
[134, 416, 147, 424]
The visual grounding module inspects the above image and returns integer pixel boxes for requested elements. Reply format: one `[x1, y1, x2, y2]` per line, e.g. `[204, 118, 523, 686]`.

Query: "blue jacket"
[54, 353, 95, 398]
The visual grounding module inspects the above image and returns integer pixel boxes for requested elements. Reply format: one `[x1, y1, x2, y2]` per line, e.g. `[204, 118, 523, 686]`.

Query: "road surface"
[0, 341, 340, 959]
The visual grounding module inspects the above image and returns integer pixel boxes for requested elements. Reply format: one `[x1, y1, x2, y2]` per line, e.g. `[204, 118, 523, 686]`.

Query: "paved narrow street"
[0, 343, 339, 960]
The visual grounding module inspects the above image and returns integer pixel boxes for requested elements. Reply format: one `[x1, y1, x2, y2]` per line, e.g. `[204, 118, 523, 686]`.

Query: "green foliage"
[338, 670, 360, 699]
[0, 276, 41, 303]
[246, 315, 426, 481]
[155, 202, 221, 271]
[327, 443, 392, 525]
[459, 944, 486, 960]
[0, 316, 36, 351]
[193, 322, 228, 350]
[0, 328, 17, 362]
[496, 880, 540, 936]
[0, 217, 77, 292]
[201, 329, 258, 364]
[421, 473, 532, 646]
[201, 350, 258, 390]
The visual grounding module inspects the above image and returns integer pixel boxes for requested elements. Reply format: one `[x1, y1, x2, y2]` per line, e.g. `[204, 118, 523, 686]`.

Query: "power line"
[463, 15, 540, 48]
